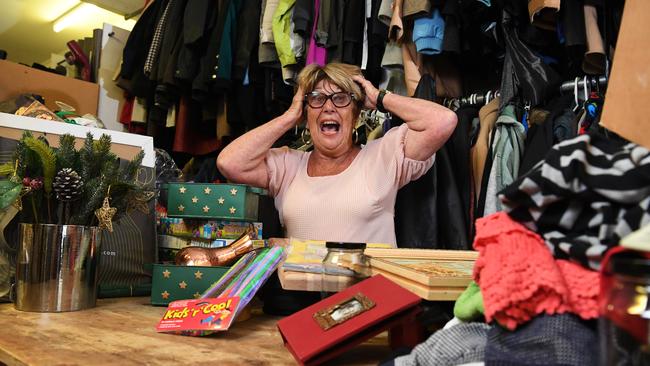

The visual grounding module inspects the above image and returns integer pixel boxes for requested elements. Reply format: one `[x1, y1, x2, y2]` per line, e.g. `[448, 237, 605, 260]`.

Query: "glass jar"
[599, 253, 650, 366]
[321, 242, 371, 298]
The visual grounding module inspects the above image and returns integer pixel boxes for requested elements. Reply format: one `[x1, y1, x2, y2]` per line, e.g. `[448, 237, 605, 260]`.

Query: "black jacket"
[119, 0, 165, 97]
[394, 75, 472, 250]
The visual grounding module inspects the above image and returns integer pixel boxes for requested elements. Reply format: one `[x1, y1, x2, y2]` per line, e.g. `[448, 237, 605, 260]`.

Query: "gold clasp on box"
[313, 293, 375, 331]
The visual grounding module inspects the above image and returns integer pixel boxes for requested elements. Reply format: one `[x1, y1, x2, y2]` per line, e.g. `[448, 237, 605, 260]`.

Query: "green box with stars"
[151, 264, 230, 306]
[166, 183, 260, 221]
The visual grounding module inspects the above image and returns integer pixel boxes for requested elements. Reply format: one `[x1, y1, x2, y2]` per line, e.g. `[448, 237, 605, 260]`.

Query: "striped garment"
[499, 131, 650, 270]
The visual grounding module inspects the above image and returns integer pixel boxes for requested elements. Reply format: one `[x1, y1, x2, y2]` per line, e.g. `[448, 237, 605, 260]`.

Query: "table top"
[0, 297, 392, 366]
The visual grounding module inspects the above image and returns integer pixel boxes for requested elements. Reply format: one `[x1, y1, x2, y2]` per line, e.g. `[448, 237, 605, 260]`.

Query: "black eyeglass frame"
[304, 91, 357, 109]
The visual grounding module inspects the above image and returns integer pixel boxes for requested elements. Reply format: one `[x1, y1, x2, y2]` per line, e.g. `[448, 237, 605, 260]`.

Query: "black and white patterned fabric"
[500, 131, 650, 270]
[485, 314, 598, 366]
[144, 0, 173, 76]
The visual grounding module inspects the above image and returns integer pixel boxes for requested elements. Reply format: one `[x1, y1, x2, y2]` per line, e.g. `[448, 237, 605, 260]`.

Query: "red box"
[277, 274, 421, 366]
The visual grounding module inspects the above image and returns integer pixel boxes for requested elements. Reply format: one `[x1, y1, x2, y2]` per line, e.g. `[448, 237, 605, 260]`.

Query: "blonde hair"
[297, 63, 365, 112]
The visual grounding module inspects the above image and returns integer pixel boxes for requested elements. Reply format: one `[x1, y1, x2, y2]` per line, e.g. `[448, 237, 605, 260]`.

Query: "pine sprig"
[13, 131, 33, 178]
[70, 160, 120, 225]
[70, 176, 103, 225]
[11, 131, 153, 227]
[79, 132, 95, 184]
[23, 136, 56, 195]
[121, 150, 144, 182]
[93, 134, 112, 158]
[56, 134, 78, 169]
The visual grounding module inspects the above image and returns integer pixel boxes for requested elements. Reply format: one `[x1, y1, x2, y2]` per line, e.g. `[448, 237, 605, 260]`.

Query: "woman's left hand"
[352, 75, 380, 110]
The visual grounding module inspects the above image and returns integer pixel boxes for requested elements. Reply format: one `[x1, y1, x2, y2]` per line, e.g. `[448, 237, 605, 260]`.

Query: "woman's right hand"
[284, 86, 305, 125]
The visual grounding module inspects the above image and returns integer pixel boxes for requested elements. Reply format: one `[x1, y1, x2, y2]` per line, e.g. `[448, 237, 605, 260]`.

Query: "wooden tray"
[369, 268, 466, 301]
[369, 257, 473, 287]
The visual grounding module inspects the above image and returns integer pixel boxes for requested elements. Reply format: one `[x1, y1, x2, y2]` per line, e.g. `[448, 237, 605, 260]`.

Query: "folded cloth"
[454, 281, 485, 321]
[412, 9, 445, 55]
[473, 212, 599, 330]
[500, 131, 650, 270]
[395, 322, 490, 366]
[485, 314, 597, 366]
[381, 41, 404, 67]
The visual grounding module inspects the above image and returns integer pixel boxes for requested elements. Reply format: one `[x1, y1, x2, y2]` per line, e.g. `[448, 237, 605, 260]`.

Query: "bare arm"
[217, 88, 304, 188]
[352, 75, 457, 161]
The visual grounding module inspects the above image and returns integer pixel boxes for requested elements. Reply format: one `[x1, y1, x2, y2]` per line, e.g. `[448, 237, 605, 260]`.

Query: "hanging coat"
[499, 4, 560, 109]
[394, 74, 472, 250]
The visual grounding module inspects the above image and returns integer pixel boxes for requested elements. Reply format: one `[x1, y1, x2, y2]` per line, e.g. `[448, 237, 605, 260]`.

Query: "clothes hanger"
[573, 77, 581, 113]
[582, 75, 590, 105]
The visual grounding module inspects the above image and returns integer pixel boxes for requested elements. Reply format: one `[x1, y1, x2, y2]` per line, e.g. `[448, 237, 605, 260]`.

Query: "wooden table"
[0, 297, 392, 365]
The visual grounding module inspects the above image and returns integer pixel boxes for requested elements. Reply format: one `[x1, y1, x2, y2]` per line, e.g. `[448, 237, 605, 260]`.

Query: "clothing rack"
[559, 75, 608, 94]
[441, 75, 608, 109]
[440, 90, 500, 109]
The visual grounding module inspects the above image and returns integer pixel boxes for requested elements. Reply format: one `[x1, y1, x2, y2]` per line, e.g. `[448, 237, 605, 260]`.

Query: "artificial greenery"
[1, 131, 152, 227]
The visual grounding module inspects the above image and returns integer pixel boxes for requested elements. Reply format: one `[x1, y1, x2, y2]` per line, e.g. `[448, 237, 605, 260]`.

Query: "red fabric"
[473, 212, 599, 330]
[119, 94, 134, 125]
[173, 96, 221, 155]
[118, 94, 147, 135]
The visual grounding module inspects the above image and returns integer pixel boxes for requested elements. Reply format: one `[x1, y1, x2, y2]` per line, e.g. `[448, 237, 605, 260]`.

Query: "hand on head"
[285, 86, 305, 125]
[351, 75, 380, 110]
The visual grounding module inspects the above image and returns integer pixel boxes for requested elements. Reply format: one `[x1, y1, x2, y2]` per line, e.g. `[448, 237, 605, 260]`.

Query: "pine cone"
[53, 168, 83, 202]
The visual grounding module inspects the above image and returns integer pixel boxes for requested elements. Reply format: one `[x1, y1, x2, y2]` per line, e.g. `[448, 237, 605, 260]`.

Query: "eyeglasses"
[305, 91, 355, 108]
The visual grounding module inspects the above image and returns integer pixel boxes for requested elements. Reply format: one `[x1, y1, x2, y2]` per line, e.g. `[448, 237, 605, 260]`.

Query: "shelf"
[0, 112, 154, 167]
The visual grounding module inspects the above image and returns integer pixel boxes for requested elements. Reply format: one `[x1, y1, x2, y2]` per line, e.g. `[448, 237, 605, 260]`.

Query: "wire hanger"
[573, 77, 581, 113]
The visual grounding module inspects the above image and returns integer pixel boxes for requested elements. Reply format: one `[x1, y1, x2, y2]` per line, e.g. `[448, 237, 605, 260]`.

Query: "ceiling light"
[52, 3, 98, 33]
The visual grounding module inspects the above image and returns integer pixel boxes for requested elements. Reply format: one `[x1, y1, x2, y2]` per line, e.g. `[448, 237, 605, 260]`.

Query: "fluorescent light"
[52, 3, 98, 33]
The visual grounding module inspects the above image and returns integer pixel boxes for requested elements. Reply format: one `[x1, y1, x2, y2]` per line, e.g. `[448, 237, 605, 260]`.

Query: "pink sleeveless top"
[266, 124, 434, 245]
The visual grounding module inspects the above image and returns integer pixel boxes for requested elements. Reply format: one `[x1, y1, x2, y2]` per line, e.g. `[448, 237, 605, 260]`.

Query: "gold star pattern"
[191, 196, 199, 204]
[193, 292, 201, 299]
[179, 186, 187, 194]
[217, 197, 225, 205]
[127, 190, 156, 214]
[128, 200, 149, 214]
[178, 204, 185, 212]
[230, 188, 238, 196]
[161, 291, 170, 299]
[179, 281, 187, 289]
[95, 197, 117, 232]
[229, 206, 237, 214]
[162, 269, 171, 278]
[202, 205, 210, 213]
[204, 187, 212, 194]
[194, 270, 203, 279]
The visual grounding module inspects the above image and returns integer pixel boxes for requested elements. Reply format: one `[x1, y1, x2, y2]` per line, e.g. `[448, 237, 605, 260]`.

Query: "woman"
[217, 63, 456, 246]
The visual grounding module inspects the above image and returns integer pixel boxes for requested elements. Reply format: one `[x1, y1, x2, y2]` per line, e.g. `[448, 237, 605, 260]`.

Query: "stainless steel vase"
[15, 223, 102, 312]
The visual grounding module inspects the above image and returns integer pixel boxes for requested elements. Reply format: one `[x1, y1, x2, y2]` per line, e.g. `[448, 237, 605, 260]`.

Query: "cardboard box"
[166, 183, 261, 221]
[158, 218, 263, 240]
[600, 0, 650, 149]
[157, 236, 267, 263]
[151, 264, 230, 306]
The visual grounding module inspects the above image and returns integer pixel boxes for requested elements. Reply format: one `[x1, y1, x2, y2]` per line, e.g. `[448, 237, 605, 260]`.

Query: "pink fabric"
[266, 124, 434, 245]
[473, 212, 599, 330]
[306, 0, 326, 66]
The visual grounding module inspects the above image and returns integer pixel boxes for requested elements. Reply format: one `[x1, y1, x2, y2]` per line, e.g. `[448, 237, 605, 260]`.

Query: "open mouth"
[320, 121, 340, 134]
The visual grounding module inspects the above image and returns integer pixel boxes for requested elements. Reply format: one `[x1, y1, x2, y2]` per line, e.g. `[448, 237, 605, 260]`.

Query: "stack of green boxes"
[152, 183, 265, 305]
